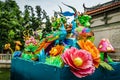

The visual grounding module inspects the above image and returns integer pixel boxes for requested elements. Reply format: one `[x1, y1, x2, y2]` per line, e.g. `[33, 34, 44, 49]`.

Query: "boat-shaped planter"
[11, 58, 120, 80]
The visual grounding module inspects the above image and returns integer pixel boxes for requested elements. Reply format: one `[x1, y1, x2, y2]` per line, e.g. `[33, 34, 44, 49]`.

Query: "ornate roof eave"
[83, 0, 120, 15]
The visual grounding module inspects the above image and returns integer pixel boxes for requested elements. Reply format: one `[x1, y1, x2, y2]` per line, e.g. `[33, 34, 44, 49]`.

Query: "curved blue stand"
[11, 58, 120, 80]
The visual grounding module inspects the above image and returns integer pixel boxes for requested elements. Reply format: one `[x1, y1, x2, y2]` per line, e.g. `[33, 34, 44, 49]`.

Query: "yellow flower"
[4, 43, 11, 50]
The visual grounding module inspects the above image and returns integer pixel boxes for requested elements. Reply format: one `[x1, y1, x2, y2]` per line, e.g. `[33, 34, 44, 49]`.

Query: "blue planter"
[11, 58, 120, 80]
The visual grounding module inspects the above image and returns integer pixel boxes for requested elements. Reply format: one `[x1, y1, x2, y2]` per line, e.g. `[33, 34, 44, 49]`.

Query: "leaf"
[100, 61, 114, 71]
[45, 55, 64, 68]
[25, 43, 38, 52]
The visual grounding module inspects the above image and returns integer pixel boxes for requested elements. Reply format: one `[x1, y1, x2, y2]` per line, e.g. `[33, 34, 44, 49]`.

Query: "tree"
[0, 0, 24, 52]
[0, 0, 52, 53]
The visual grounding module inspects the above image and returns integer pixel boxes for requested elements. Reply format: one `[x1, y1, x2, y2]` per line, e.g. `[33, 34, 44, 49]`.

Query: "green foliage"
[24, 43, 38, 52]
[45, 55, 64, 68]
[0, 0, 52, 52]
[78, 15, 92, 27]
[0, 0, 23, 51]
[100, 61, 114, 71]
[0, 68, 10, 80]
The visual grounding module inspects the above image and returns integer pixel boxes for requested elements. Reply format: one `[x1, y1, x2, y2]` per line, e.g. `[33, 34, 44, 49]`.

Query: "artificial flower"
[35, 40, 53, 54]
[49, 45, 64, 56]
[14, 41, 22, 51]
[62, 47, 95, 78]
[98, 38, 115, 63]
[25, 36, 37, 46]
[4, 43, 11, 50]
[98, 38, 115, 53]
[77, 40, 100, 68]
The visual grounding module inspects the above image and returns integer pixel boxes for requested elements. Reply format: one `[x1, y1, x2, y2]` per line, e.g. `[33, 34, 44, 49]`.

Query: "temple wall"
[90, 11, 120, 61]
[91, 16, 104, 27]
[92, 22, 120, 48]
[108, 12, 120, 24]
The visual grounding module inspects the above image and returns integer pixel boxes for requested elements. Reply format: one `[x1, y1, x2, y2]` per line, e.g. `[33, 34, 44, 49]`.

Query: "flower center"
[53, 49, 58, 53]
[73, 57, 83, 67]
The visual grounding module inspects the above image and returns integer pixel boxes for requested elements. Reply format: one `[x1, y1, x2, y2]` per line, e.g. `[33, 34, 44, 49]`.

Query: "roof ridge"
[84, 0, 120, 12]
[85, 1, 120, 15]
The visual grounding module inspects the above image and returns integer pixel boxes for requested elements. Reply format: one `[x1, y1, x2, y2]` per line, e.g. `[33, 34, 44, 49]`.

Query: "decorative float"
[10, 3, 120, 80]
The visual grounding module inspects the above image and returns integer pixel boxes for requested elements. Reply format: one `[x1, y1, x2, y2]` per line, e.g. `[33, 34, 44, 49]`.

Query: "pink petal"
[70, 66, 95, 78]
[71, 68, 88, 78]
[77, 66, 95, 74]
[62, 47, 95, 78]
[62, 51, 76, 68]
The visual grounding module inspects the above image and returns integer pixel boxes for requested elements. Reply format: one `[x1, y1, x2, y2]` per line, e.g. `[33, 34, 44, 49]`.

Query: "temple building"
[83, 0, 120, 61]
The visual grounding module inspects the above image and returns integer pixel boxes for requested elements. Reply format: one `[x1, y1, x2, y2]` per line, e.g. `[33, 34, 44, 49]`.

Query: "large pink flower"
[62, 47, 95, 78]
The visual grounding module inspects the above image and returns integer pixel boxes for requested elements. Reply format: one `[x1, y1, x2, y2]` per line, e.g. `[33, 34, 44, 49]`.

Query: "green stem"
[9, 47, 13, 54]
[104, 52, 108, 62]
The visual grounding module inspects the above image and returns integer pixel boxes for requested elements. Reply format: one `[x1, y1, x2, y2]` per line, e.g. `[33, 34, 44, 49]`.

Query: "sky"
[1, 0, 112, 22]
[13, 0, 111, 16]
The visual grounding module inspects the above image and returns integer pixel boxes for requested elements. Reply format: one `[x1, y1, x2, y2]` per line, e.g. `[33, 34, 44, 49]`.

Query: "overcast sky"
[13, 0, 111, 16]
[1, 0, 112, 21]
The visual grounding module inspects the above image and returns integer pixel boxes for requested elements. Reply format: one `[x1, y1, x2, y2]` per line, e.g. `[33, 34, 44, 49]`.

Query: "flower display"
[98, 38, 115, 63]
[98, 38, 115, 53]
[62, 47, 95, 78]
[12, 3, 115, 79]
[77, 39, 100, 68]
[49, 45, 64, 56]
[4, 43, 11, 50]
[25, 36, 37, 46]
[14, 41, 22, 51]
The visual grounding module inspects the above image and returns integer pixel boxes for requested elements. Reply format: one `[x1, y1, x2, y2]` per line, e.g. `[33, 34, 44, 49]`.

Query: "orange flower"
[77, 40, 100, 68]
[49, 45, 64, 56]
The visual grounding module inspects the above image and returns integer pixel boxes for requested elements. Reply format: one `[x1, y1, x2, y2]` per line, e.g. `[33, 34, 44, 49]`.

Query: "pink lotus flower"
[62, 47, 95, 78]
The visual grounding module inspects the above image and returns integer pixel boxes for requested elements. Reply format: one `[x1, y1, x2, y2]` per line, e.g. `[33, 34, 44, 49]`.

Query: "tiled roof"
[86, 1, 120, 15]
